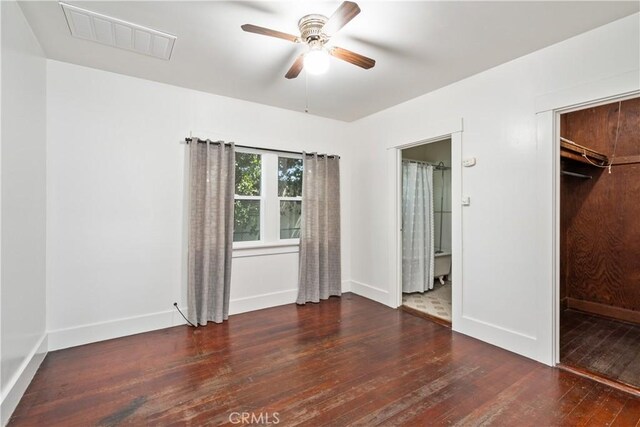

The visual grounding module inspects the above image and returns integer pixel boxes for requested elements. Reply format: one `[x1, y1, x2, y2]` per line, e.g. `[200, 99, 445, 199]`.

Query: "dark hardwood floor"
[561, 309, 640, 390]
[10, 294, 640, 426]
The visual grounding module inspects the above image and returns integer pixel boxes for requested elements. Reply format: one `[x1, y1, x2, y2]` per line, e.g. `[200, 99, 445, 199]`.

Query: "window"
[234, 152, 262, 242]
[278, 157, 303, 239]
[233, 151, 303, 246]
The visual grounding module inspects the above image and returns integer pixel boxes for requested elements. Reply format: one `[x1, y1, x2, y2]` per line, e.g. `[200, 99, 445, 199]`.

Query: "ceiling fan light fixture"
[304, 47, 330, 75]
[241, 2, 375, 79]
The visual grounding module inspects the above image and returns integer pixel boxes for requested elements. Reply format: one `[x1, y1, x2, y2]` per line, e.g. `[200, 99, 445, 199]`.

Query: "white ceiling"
[20, 1, 639, 121]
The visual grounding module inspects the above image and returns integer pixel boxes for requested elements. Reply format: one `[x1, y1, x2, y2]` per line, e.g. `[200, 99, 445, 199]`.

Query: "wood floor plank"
[562, 317, 619, 364]
[192, 321, 450, 425]
[586, 387, 632, 426]
[619, 351, 640, 387]
[9, 295, 640, 426]
[398, 354, 535, 425]
[560, 311, 597, 354]
[611, 397, 640, 426]
[561, 309, 640, 389]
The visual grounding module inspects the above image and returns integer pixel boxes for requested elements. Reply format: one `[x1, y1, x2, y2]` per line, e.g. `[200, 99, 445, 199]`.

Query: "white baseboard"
[48, 309, 187, 351]
[229, 289, 298, 315]
[229, 280, 352, 315]
[341, 280, 351, 293]
[48, 281, 354, 352]
[229, 280, 351, 315]
[1, 334, 48, 427]
[349, 280, 391, 306]
[453, 315, 544, 365]
[49, 286, 318, 351]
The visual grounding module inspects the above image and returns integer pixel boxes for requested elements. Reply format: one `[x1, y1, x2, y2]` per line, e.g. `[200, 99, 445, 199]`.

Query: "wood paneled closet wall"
[560, 97, 640, 324]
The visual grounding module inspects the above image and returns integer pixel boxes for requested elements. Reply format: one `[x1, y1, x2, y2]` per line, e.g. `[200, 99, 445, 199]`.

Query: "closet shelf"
[560, 140, 608, 166]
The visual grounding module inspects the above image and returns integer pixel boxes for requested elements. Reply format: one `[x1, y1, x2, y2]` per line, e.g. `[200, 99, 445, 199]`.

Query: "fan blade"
[322, 1, 361, 36]
[285, 55, 305, 79]
[241, 24, 299, 43]
[330, 46, 375, 69]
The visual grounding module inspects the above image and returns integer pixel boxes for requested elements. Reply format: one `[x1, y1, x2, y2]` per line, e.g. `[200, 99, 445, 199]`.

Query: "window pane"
[278, 157, 303, 197]
[235, 152, 261, 196]
[234, 200, 260, 242]
[280, 200, 301, 239]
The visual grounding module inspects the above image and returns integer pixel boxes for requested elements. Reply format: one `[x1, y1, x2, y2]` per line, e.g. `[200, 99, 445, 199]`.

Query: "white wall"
[0, 1, 48, 424]
[348, 14, 639, 364]
[46, 60, 352, 350]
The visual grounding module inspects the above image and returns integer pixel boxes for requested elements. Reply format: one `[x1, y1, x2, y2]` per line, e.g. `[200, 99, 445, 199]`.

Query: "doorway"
[558, 97, 640, 390]
[400, 138, 453, 325]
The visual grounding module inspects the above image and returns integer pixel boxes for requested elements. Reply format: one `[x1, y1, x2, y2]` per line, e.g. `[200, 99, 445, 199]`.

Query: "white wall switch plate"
[463, 158, 476, 167]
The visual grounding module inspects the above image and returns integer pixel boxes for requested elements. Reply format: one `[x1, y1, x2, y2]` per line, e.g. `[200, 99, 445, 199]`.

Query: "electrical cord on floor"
[173, 302, 196, 327]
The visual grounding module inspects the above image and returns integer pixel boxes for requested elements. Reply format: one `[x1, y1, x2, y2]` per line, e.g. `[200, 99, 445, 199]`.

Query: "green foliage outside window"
[278, 157, 303, 197]
[232, 154, 304, 242]
[234, 200, 260, 242]
[234, 153, 261, 242]
[235, 153, 261, 196]
[279, 157, 303, 239]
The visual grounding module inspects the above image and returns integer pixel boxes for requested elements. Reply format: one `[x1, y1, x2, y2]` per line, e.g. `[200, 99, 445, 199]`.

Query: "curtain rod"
[184, 138, 339, 159]
[403, 158, 451, 170]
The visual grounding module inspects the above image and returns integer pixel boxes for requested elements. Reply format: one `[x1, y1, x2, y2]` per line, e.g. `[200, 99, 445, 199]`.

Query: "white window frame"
[277, 155, 303, 244]
[233, 149, 265, 248]
[232, 150, 302, 249]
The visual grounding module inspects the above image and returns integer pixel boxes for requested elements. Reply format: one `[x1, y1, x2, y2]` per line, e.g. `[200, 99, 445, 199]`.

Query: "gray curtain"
[187, 139, 235, 325]
[297, 153, 341, 304]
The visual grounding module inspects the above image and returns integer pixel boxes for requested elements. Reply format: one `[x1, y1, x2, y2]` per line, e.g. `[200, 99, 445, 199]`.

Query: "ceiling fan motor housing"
[298, 14, 329, 43]
[240, 2, 374, 79]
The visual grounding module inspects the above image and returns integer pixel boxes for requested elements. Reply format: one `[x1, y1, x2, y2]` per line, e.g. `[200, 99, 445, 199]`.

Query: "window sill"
[232, 241, 300, 258]
[233, 241, 299, 250]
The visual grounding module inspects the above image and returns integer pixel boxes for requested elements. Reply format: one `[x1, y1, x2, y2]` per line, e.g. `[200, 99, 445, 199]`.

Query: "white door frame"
[387, 126, 463, 329]
[536, 71, 639, 366]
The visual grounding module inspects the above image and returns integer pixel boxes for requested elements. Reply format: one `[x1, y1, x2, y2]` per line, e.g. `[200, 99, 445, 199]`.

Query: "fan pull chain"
[304, 71, 309, 114]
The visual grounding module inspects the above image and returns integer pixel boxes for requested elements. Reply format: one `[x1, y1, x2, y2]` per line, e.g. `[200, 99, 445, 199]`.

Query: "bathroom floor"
[560, 309, 640, 389]
[402, 281, 452, 323]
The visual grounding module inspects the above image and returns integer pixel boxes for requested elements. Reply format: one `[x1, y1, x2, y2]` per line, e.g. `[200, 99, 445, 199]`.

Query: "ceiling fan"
[241, 1, 376, 79]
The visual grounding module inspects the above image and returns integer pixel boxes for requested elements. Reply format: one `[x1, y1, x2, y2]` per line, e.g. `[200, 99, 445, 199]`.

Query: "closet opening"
[558, 97, 640, 391]
[400, 138, 453, 326]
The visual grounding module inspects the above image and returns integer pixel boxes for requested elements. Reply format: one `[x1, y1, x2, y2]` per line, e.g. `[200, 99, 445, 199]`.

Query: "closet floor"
[560, 310, 640, 390]
[402, 281, 452, 322]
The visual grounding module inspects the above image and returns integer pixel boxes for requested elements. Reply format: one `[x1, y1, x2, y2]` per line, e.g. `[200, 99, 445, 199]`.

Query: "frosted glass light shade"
[304, 49, 330, 75]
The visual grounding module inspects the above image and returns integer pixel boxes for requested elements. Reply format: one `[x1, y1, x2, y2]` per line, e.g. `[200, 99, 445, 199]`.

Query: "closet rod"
[184, 137, 339, 158]
[561, 170, 592, 179]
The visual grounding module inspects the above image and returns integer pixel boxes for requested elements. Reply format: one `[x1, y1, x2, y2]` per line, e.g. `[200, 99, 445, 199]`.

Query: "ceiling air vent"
[60, 2, 176, 60]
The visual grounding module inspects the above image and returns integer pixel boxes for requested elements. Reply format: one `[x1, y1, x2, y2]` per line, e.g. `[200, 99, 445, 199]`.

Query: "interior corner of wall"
[0, 333, 48, 426]
[349, 280, 392, 307]
[341, 280, 352, 293]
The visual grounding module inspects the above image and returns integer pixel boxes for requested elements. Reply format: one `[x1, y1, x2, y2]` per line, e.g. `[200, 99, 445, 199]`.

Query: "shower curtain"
[402, 161, 435, 293]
